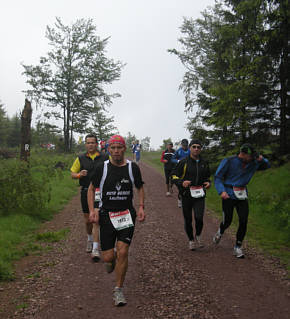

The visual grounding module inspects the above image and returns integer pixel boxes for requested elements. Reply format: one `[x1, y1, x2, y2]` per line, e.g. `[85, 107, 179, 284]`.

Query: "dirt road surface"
[0, 162, 289, 319]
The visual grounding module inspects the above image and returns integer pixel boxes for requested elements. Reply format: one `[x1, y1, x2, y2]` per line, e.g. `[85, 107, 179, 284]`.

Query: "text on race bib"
[109, 210, 134, 230]
[190, 186, 205, 198]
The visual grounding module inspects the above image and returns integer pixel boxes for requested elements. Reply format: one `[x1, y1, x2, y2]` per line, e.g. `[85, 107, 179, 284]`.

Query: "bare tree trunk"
[20, 99, 32, 162]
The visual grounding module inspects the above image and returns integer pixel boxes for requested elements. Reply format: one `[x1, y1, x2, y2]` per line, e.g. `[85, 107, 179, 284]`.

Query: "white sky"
[0, 0, 215, 149]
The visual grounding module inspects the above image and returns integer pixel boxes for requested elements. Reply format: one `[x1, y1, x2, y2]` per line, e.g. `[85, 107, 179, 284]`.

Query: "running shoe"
[91, 248, 100, 261]
[189, 240, 196, 250]
[166, 192, 171, 197]
[196, 235, 204, 248]
[86, 241, 93, 253]
[233, 245, 245, 258]
[105, 258, 116, 273]
[113, 287, 127, 306]
[178, 199, 182, 208]
[213, 229, 222, 244]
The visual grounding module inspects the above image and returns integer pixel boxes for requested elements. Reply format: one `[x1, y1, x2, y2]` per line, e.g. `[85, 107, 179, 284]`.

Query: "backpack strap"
[126, 159, 135, 185]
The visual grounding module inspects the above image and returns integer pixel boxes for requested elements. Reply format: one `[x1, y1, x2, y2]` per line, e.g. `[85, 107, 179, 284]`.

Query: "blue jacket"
[171, 147, 190, 164]
[214, 155, 270, 199]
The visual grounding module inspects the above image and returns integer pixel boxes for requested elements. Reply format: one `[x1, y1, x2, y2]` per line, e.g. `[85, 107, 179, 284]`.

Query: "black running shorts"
[99, 208, 136, 251]
[164, 168, 172, 185]
[81, 187, 98, 214]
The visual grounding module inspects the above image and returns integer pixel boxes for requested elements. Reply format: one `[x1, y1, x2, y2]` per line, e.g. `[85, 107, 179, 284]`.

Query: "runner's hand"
[137, 207, 145, 222]
[221, 191, 230, 200]
[80, 169, 88, 177]
[203, 182, 211, 189]
[89, 209, 99, 223]
[182, 180, 191, 188]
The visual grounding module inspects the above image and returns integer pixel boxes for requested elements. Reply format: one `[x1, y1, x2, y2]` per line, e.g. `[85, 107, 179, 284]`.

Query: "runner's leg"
[235, 200, 249, 245]
[92, 224, 99, 244]
[192, 198, 205, 236]
[83, 213, 93, 235]
[102, 248, 115, 263]
[115, 241, 129, 288]
[164, 168, 170, 194]
[181, 197, 194, 241]
[219, 199, 235, 234]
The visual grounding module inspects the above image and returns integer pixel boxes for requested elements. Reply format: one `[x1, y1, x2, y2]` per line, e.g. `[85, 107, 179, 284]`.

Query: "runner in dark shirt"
[160, 141, 175, 196]
[71, 134, 108, 261]
[88, 134, 145, 307]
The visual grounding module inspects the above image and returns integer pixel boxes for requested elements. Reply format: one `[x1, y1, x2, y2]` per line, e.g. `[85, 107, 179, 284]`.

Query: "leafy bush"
[0, 152, 74, 217]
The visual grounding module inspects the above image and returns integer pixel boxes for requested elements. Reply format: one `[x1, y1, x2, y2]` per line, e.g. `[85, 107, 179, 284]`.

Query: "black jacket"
[78, 152, 109, 187]
[171, 155, 211, 197]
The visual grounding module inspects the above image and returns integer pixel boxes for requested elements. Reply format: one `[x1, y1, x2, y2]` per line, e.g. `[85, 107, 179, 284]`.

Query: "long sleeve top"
[171, 147, 190, 164]
[171, 155, 211, 197]
[214, 155, 270, 199]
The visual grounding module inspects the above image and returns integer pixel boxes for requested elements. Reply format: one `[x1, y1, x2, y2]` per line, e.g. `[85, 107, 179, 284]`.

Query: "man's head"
[108, 135, 126, 164]
[85, 134, 98, 153]
[167, 142, 173, 150]
[189, 139, 202, 158]
[239, 143, 257, 162]
[181, 139, 189, 150]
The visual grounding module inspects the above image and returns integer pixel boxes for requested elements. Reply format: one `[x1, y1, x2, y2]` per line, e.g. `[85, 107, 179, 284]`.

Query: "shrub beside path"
[0, 161, 289, 318]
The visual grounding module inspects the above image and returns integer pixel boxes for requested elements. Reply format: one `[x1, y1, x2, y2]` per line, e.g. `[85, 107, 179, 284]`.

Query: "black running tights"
[220, 198, 249, 245]
[181, 197, 205, 241]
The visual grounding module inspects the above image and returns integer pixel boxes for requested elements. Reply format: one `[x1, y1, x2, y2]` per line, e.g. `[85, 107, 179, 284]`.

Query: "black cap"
[240, 143, 256, 156]
[167, 142, 173, 146]
[189, 139, 202, 147]
[181, 139, 188, 145]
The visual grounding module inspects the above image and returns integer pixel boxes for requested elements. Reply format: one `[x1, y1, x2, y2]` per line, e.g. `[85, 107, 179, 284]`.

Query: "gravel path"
[0, 161, 289, 318]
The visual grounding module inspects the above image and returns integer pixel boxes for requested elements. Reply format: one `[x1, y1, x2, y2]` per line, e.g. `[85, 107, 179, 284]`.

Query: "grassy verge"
[141, 151, 290, 274]
[141, 151, 164, 174]
[0, 172, 77, 281]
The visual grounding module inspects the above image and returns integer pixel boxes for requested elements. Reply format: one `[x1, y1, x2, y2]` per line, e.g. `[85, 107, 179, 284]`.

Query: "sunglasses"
[191, 145, 201, 149]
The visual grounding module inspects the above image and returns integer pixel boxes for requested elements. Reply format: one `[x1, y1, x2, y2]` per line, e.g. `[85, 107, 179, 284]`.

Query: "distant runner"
[172, 139, 211, 250]
[131, 141, 136, 162]
[213, 143, 270, 258]
[133, 140, 142, 164]
[88, 134, 145, 307]
[160, 141, 175, 196]
[71, 134, 108, 261]
[171, 139, 190, 207]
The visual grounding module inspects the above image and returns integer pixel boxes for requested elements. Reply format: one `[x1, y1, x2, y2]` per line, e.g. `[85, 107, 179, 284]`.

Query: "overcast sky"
[0, 0, 215, 149]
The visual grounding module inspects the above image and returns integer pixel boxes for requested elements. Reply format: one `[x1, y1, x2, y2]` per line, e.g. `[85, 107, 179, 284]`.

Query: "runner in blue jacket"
[171, 139, 190, 207]
[213, 143, 270, 258]
[171, 139, 190, 164]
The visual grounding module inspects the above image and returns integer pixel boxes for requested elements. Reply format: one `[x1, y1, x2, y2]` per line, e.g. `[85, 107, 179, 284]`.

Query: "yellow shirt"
[70, 152, 100, 173]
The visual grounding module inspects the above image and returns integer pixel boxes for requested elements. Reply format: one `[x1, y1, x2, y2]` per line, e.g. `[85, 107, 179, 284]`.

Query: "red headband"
[108, 135, 126, 146]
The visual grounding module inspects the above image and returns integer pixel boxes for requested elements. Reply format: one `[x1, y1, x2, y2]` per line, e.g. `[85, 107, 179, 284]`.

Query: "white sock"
[93, 242, 99, 250]
[88, 234, 93, 242]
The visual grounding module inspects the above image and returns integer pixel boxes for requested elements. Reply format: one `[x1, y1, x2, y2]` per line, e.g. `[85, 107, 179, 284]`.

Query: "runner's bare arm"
[71, 170, 88, 179]
[136, 186, 145, 222]
[88, 182, 99, 223]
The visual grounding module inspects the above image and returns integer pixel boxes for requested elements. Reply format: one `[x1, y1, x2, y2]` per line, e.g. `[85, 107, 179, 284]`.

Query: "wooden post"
[20, 99, 32, 162]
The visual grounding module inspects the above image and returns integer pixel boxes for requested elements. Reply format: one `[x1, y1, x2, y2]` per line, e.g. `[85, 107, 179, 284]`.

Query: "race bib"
[233, 187, 247, 200]
[190, 186, 205, 198]
[95, 188, 101, 202]
[109, 210, 134, 230]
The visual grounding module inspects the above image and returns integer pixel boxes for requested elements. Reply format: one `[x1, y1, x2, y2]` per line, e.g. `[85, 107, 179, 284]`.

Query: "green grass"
[0, 172, 77, 281]
[142, 151, 290, 274]
[35, 228, 70, 243]
[141, 151, 164, 174]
